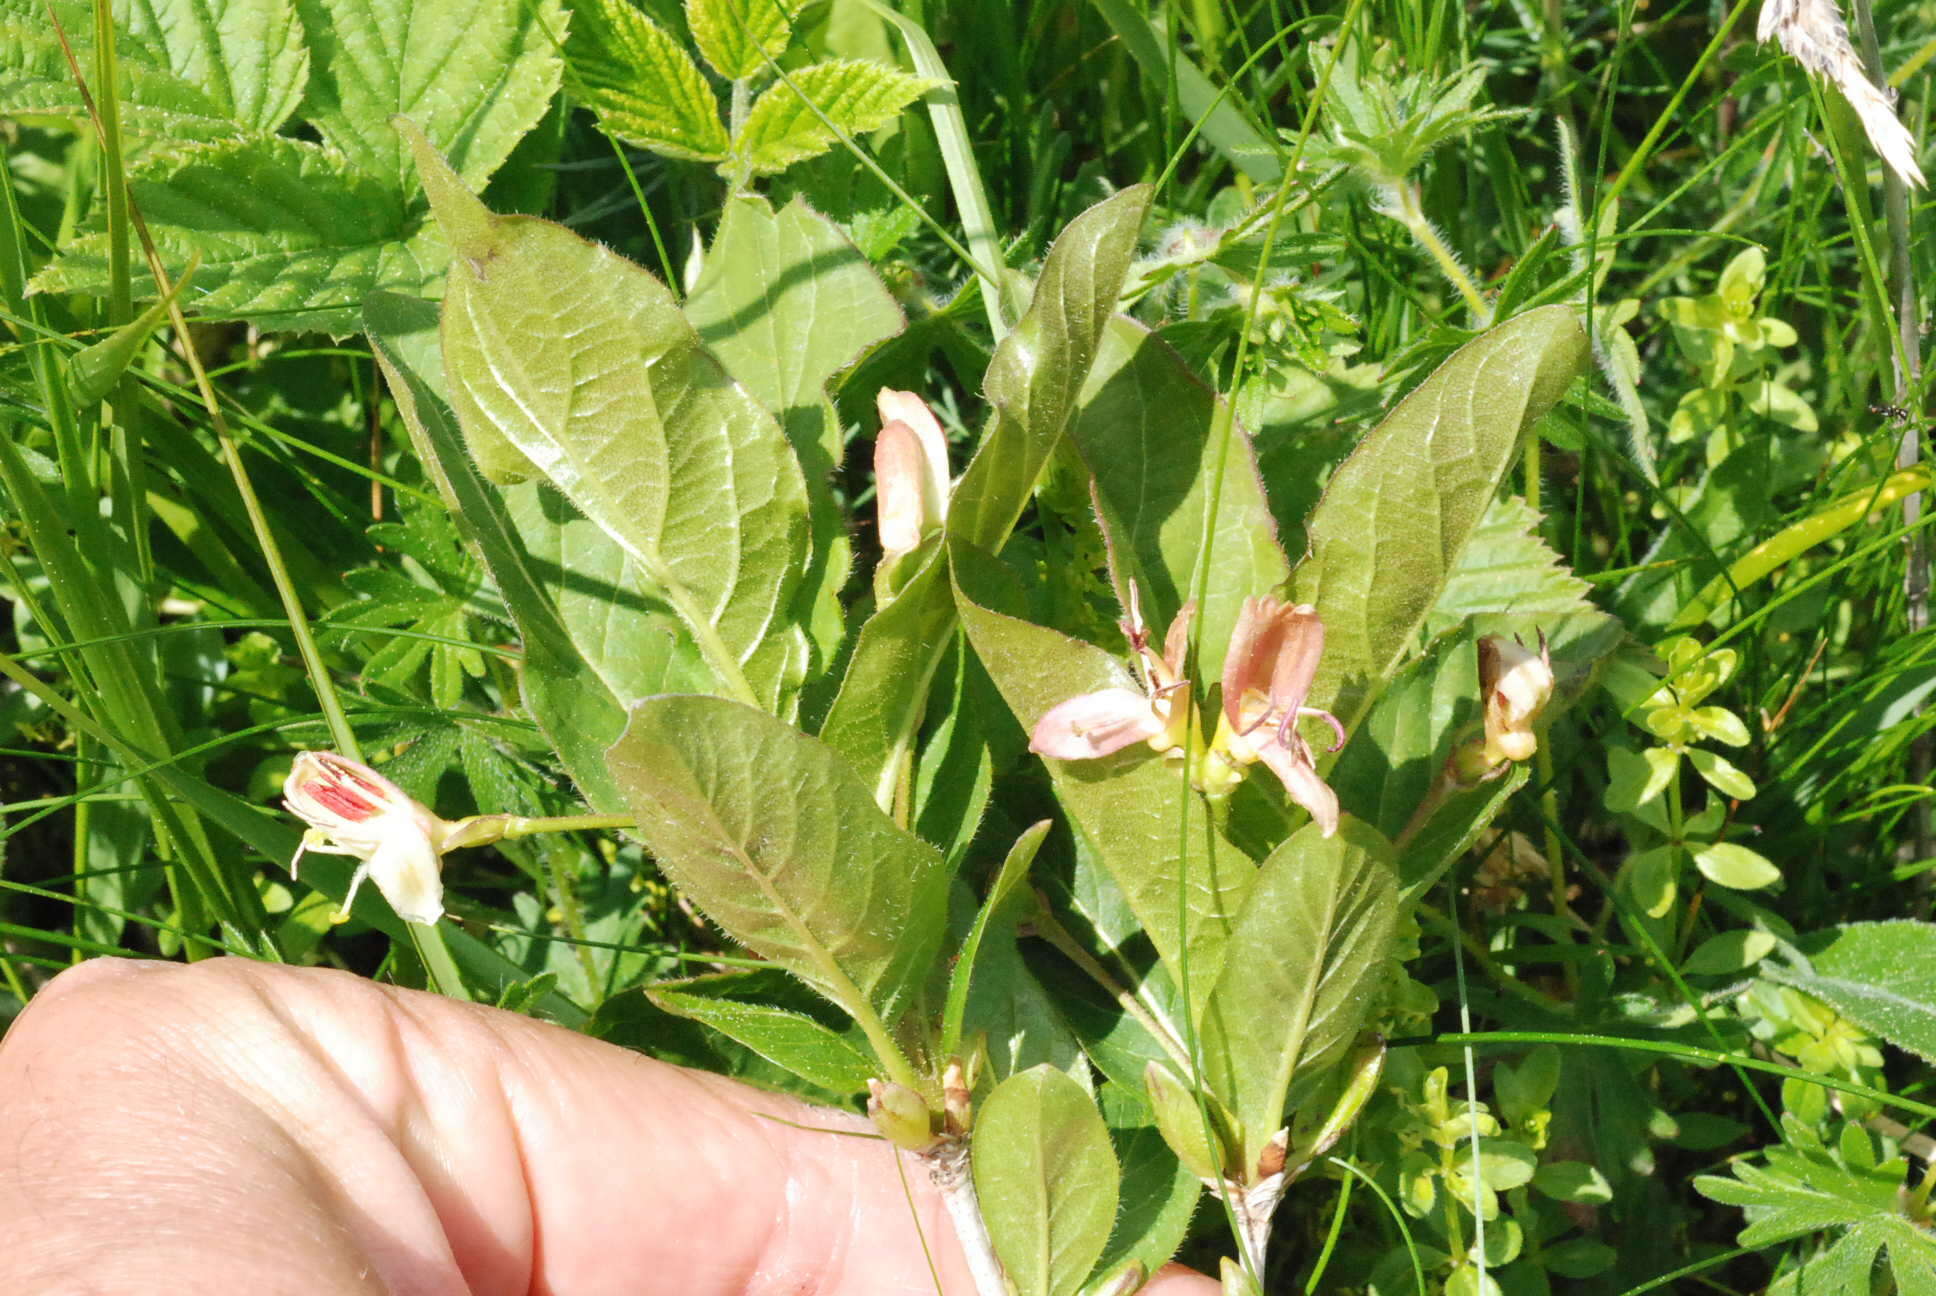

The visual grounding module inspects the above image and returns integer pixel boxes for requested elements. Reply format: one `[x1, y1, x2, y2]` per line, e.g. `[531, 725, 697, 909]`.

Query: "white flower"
[874, 389, 952, 558]
[1478, 633, 1555, 766]
[1759, 0, 1924, 188]
[283, 752, 456, 925]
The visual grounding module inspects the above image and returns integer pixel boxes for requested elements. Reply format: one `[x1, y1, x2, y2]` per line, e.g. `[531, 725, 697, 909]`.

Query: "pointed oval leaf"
[1291, 306, 1589, 729]
[647, 984, 874, 1095]
[1692, 841, 1780, 891]
[1201, 818, 1399, 1177]
[411, 132, 814, 706]
[972, 1065, 1121, 1296]
[607, 695, 949, 1028]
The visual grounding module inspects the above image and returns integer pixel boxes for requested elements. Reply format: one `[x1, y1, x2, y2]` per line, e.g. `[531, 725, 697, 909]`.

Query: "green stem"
[409, 919, 469, 1001]
[654, 574, 762, 709]
[496, 813, 635, 838]
[1388, 180, 1489, 322]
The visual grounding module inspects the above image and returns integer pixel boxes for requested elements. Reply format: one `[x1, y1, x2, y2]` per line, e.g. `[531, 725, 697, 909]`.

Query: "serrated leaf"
[1769, 920, 1936, 1064]
[295, 0, 565, 195]
[0, 0, 295, 138]
[973, 1065, 1121, 1296]
[1202, 819, 1398, 1176]
[567, 0, 727, 160]
[734, 58, 934, 177]
[647, 983, 874, 1094]
[411, 131, 813, 706]
[120, 0, 310, 132]
[1424, 494, 1622, 661]
[1291, 306, 1589, 730]
[686, 0, 802, 79]
[33, 136, 443, 335]
[1071, 316, 1290, 682]
[607, 695, 950, 1028]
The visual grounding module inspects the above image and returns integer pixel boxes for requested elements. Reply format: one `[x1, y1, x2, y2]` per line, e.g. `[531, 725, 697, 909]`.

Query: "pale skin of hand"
[0, 958, 1218, 1296]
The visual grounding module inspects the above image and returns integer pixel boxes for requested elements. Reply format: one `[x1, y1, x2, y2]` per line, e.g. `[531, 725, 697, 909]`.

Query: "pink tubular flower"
[283, 752, 455, 925]
[1030, 587, 1195, 761]
[1201, 597, 1344, 835]
[875, 389, 951, 557]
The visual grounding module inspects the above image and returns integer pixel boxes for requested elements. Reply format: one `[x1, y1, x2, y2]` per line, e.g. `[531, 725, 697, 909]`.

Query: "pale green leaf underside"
[1769, 920, 1936, 1064]
[973, 1065, 1121, 1296]
[436, 207, 812, 704]
[1072, 315, 1290, 682]
[1292, 305, 1589, 730]
[295, 0, 565, 194]
[687, 0, 803, 80]
[34, 136, 444, 335]
[647, 985, 875, 1094]
[608, 695, 949, 1026]
[1203, 819, 1398, 1175]
[568, 0, 728, 161]
[735, 58, 934, 176]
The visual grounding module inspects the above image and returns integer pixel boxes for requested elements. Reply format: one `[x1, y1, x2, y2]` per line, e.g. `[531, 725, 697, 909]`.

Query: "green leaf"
[1096, 1125, 1200, 1281]
[954, 545, 1254, 1013]
[0, 0, 298, 138]
[949, 185, 1153, 550]
[647, 981, 875, 1094]
[685, 192, 904, 677]
[1201, 819, 1399, 1177]
[607, 695, 950, 1029]
[1769, 920, 1936, 1064]
[1691, 841, 1780, 891]
[33, 136, 441, 335]
[411, 130, 814, 707]
[1070, 316, 1290, 680]
[296, 0, 565, 195]
[65, 269, 191, 405]
[566, 0, 728, 161]
[1532, 1160, 1612, 1204]
[941, 820, 1050, 1060]
[973, 1065, 1121, 1296]
[364, 290, 630, 813]
[1290, 306, 1589, 730]
[1686, 746, 1757, 800]
[734, 58, 935, 176]
[119, 0, 310, 132]
[1424, 494, 1623, 661]
[686, 0, 802, 79]
[1682, 928, 1777, 976]
[1629, 845, 1679, 918]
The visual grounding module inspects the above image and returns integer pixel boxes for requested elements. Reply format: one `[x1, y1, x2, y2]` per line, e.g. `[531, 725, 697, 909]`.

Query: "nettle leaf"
[411, 129, 814, 707]
[973, 1065, 1121, 1296]
[686, 193, 904, 678]
[824, 186, 1151, 803]
[0, 0, 294, 139]
[1424, 494, 1622, 662]
[34, 136, 442, 334]
[295, 0, 565, 195]
[1202, 819, 1398, 1177]
[364, 291, 630, 813]
[686, 0, 804, 79]
[1291, 305, 1589, 730]
[955, 545, 1253, 1013]
[734, 59, 936, 177]
[1770, 920, 1936, 1064]
[607, 695, 950, 1029]
[1071, 316, 1290, 681]
[566, 0, 727, 161]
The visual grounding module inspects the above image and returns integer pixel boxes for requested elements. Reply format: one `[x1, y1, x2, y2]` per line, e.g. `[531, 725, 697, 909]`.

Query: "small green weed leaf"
[0, 0, 302, 136]
[687, 193, 903, 678]
[1682, 929, 1777, 975]
[1494, 1045, 1559, 1127]
[1533, 1160, 1612, 1204]
[1692, 841, 1780, 891]
[733, 59, 935, 177]
[941, 820, 1049, 1060]
[33, 136, 440, 334]
[1770, 920, 1936, 1063]
[364, 291, 630, 812]
[1605, 745, 1679, 812]
[608, 695, 949, 1028]
[1630, 845, 1679, 918]
[1696, 1115, 1936, 1288]
[1291, 305, 1588, 729]
[954, 544, 1253, 1011]
[1687, 747, 1757, 800]
[948, 184, 1154, 548]
[687, 0, 802, 79]
[297, 0, 564, 195]
[414, 133, 814, 706]
[646, 983, 874, 1094]
[1071, 316, 1290, 678]
[566, 0, 727, 161]
[1459, 1140, 1538, 1192]
[972, 1064, 1121, 1296]
[1202, 818, 1398, 1178]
